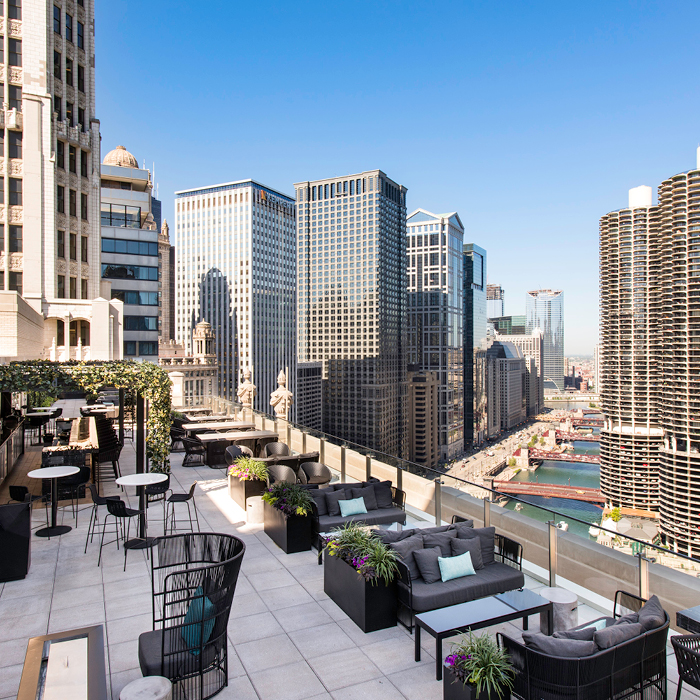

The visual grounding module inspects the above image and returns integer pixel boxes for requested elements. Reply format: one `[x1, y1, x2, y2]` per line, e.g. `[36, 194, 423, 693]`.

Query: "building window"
[65, 58, 73, 86]
[9, 85, 21, 111]
[124, 316, 158, 332]
[57, 230, 65, 257]
[57, 275, 65, 298]
[69, 232, 77, 260]
[101, 263, 158, 281]
[68, 145, 76, 172]
[81, 193, 88, 220]
[56, 319, 64, 345]
[69, 189, 76, 216]
[57, 185, 65, 213]
[8, 0, 20, 19]
[9, 225, 22, 253]
[56, 140, 64, 168]
[77, 21, 83, 49]
[69, 276, 76, 299]
[112, 290, 159, 306]
[65, 14, 72, 42]
[9, 39, 21, 67]
[8, 131, 21, 159]
[9, 178, 21, 205]
[81, 235, 87, 262]
[101, 238, 158, 256]
[77, 0, 84, 6]
[81, 278, 87, 299]
[100, 203, 142, 228]
[53, 5, 61, 34]
[124, 341, 137, 356]
[77, 65, 84, 92]
[53, 95, 61, 120]
[78, 107, 85, 131]
[9, 272, 22, 295]
[80, 150, 87, 177]
[66, 102, 73, 125]
[53, 51, 61, 78]
[139, 341, 158, 356]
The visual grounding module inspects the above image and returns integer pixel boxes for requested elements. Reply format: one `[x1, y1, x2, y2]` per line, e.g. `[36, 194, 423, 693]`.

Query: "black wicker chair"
[267, 463, 298, 485]
[225, 445, 254, 465]
[170, 427, 186, 452]
[139, 533, 245, 700]
[264, 442, 291, 457]
[672, 634, 700, 700]
[300, 462, 332, 485]
[182, 437, 206, 467]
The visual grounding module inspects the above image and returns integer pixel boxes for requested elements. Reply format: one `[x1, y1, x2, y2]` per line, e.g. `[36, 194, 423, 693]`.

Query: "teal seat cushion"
[339, 497, 367, 517]
[438, 551, 476, 582]
[181, 586, 216, 655]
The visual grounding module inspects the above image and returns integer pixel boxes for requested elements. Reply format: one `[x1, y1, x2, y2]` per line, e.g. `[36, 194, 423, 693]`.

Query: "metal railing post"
[434, 479, 443, 525]
[548, 520, 558, 588]
[483, 499, 491, 528]
[301, 431, 307, 454]
[396, 465, 403, 492]
[320, 438, 325, 465]
[637, 553, 649, 600]
[286, 422, 291, 447]
[365, 454, 372, 481]
[340, 445, 346, 482]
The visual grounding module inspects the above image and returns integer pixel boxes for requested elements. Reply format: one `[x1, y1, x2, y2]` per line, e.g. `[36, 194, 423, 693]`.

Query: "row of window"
[53, 51, 85, 91]
[124, 316, 158, 332]
[56, 141, 88, 175]
[57, 274, 88, 299]
[100, 204, 142, 229]
[57, 186, 88, 219]
[124, 340, 157, 356]
[111, 290, 158, 306]
[57, 318, 89, 348]
[101, 238, 158, 256]
[53, 5, 85, 48]
[101, 263, 158, 281]
[57, 231, 88, 261]
[0, 270, 22, 294]
[53, 96, 86, 130]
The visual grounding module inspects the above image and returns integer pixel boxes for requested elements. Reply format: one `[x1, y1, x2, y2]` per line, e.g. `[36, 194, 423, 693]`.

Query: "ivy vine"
[0, 360, 172, 472]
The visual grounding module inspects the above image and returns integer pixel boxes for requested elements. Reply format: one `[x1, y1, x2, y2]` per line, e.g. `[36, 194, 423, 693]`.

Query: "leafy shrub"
[228, 456, 268, 482]
[262, 482, 313, 517]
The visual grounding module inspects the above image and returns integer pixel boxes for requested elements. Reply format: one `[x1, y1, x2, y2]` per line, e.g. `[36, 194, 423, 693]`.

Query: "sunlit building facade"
[526, 289, 564, 391]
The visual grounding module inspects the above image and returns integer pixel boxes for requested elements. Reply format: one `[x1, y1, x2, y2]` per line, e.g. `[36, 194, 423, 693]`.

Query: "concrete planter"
[323, 550, 396, 632]
[228, 474, 266, 511]
[263, 500, 312, 554]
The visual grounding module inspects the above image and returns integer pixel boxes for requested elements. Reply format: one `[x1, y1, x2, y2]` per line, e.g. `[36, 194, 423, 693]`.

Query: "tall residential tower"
[526, 289, 564, 392]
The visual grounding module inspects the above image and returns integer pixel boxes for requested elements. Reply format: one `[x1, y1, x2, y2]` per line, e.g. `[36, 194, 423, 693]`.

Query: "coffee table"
[415, 588, 553, 680]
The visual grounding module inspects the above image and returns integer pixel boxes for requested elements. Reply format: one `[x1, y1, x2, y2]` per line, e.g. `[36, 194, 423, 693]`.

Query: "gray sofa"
[376, 520, 525, 631]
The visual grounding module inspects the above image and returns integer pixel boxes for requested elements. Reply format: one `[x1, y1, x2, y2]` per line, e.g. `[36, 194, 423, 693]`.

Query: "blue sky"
[96, 1, 700, 355]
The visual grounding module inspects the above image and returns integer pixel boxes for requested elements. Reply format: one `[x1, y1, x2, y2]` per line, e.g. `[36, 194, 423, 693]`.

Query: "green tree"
[507, 457, 516, 467]
[610, 507, 622, 522]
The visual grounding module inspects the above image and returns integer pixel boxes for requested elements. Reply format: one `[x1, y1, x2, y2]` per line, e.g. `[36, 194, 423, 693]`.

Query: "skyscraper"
[486, 284, 505, 319]
[174, 180, 296, 407]
[599, 186, 662, 514]
[0, 0, 124, 361]
[496, 330, 544, 416]
[294, 171, 408, 458]
[463, 243, 488, 446]
[526, 289, 564, 391]
[406, 209, 464, 460]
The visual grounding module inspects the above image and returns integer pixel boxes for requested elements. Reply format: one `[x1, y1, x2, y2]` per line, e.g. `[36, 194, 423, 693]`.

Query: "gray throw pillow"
[637, 595, 665, 631]
[376, 528, 416, 544]
[522, 632, 598, 658]
[310, 489, 328, 517]
[594, 622, 643, 649]
[449, 520, 474, 533]
[613, 612, 639, 626]
[456, 526, 496, 565]
[366, 480, 394, 509]
[412, 546, 442, 584]
[422, 531, 457, 557]
[351, 485, 378, 512]
[389, 535, 424, 580]
[553, 626, 595, 641]
[450, 537, 483, 570]
[325, 489, 348, 517]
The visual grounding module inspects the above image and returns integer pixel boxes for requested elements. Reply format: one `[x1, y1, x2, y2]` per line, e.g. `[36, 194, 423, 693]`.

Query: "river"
[503, 437, 603, 539]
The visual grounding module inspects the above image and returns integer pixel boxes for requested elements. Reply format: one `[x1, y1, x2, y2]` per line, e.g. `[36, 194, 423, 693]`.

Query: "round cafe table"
[115, 473, 168, 549]
[27, 466, 79, 537]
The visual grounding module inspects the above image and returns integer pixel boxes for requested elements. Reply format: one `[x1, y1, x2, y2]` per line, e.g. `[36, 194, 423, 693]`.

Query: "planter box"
[443, 666, 501, 700]
[263, 500, 312, 554]
[228, 474, 266, 511]
[0, 502, 31, 582]
[324, 549, 396, 633]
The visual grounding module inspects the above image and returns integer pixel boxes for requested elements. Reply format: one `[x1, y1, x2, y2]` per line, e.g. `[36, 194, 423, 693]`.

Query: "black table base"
[35, 524, 71, 538]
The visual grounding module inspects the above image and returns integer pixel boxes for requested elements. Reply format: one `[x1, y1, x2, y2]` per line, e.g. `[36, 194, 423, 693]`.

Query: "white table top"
[197, 430, 277, 443]
[182, 421, 256, 432]
[28, 466, 80, 479]
[25, 412, 53, 417]
[116, 473, 168, 487]
[28, 407, 55, 412]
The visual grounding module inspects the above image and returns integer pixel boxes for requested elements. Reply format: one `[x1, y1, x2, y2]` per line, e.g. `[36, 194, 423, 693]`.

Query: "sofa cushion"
[413, 546, 442, 584]
[317, 507, 406, 531]
[422, 530, 457, 557]
[451, 536, 483, 570]
[407, 562, 525, 613]
[351, 485, 378, 512]
[614, 612, 639, 626]
[522, 632, 598, 658]
[339, 497, 367, 517]
[389, 534, 424, 581]
[375, 528, 416, 544]
[331, 483, 356, 491]
[139, 627, 218, 677]
[325, 490, 348, 517]
[310, 490, 328, 517]
[553, 626, 595, 641]
[439, 551, 476, 582]
[365, 479, 394, 509]
[637, 595, 665, 631]
[455, 526, 496, 565]
[594, 622, 644, 650]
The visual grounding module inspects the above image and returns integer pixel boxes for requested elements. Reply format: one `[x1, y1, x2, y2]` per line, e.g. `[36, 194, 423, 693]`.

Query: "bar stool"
[165, 482, 200, 534]
[98, 498, 143, 570]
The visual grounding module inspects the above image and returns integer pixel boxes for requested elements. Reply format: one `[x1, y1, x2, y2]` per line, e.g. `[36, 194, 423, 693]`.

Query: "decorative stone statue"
[270, 370, 293, 419]
[237, 367, 256, 409]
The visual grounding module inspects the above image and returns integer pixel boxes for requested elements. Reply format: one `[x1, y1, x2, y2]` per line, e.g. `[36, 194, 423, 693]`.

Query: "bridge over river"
[556, 430, 600, 443]
[493, 480, 604, 503]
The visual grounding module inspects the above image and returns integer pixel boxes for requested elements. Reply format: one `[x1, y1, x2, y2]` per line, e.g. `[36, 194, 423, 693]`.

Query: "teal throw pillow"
[182, 586, 216, 655]
[438, 551, 476, 582]
[339, 497, 367, 517]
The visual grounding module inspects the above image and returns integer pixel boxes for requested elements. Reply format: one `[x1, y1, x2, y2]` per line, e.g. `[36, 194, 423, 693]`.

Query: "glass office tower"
[526, 289, 564, 392]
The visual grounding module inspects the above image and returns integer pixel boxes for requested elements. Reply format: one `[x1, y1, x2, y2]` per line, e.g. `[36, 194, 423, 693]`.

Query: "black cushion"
[594, 622, 643, 649]
[422, 530, 457, 557]
[448, 519, 474, 530]
[139, 627, 218, 677]
[325, 490, 347, 517]
[310, 489, 328, 517]
[366, 479, 393, 508]
[450, 536, 483, 570]
[522, 632, 598, 658]
[389, 534, 424, 581]
[317, 507, 406, 531]
[413, 546, 442, 584]
[331, 483, 356, 491]
[637, 595, 665, 631]
[351, 485, 378, 512]
[455, 526, 496, 565]
[553, 626, 595, 641]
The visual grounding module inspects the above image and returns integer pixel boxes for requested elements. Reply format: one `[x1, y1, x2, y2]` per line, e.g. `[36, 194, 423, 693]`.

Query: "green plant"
[326, 523, 399, 586]
[262, 482, 314, 517]
[445, 631, 514, 698]
[610, 507, 622, 522]
[507, 457, 516, 467]
[171, 410, 186, 420]
[29, 391, 57, 407]
[228, 456, 268, 482]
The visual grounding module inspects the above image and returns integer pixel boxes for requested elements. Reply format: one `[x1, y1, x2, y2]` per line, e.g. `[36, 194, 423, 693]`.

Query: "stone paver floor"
[0, 417, 696, 699]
